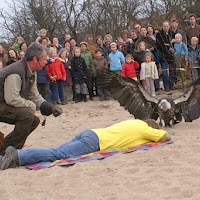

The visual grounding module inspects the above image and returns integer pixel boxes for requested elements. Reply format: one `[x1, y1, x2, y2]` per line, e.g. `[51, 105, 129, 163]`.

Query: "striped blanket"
[26, 140, 173, 170]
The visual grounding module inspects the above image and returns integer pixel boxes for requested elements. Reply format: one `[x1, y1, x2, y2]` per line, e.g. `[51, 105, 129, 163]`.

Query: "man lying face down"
[0, 119, 171, 170]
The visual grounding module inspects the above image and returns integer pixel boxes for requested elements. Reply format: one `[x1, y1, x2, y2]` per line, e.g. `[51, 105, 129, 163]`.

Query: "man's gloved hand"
[51, 105, 63, 117]
[40, 101, 63, 117]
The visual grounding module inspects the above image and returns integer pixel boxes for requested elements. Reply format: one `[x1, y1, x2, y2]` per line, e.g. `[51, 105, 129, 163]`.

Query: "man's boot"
[0, 146, 19, 170]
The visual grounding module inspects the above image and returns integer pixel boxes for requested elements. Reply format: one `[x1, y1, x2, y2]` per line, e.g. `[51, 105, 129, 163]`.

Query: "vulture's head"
[158, 99, 171, 112]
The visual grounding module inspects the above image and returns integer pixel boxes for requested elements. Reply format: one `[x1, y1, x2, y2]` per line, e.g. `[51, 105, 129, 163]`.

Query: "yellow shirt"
[91, 119, 166, 150]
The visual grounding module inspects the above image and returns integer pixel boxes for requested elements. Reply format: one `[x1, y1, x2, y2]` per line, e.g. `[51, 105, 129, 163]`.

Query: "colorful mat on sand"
[26, 140, 173, 170]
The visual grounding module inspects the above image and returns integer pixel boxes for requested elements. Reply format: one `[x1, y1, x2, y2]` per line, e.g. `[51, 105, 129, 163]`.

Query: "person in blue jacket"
[108, 42, 125, 74]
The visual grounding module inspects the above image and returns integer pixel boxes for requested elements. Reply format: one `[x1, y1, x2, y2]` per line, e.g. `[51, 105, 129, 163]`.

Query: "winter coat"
[188, 45, 200, 68]
[185, 24, 200, 45]
[62, 60, 73, 86]
[109, 50, 125, 71]
[121, 61, 140, 78]
[156, 29, 174, 62]
[36, 65, 48, 83]
[71, 56, 87, 84]
[92, 57, 108, 77]
[174, 42, 188, 56]
[140, 61, 159, 80]
[46, 58, 66, 81]
[81, 50, 93, 70]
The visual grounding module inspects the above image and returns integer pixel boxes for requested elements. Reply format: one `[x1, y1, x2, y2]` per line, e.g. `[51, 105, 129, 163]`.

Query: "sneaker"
[0, 146, 19, 170]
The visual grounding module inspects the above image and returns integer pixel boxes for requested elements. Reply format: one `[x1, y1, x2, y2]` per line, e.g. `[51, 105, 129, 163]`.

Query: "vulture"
[100, 71, 200, 126]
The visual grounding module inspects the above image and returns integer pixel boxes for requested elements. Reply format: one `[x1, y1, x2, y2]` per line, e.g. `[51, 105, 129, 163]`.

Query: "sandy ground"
[0, 97, 200, 200]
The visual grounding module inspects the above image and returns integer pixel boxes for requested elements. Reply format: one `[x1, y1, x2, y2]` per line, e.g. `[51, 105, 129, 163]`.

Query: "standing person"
[0, 119, 171, 170]
[58, 48, 73, 103]
[185, 14, 200, 45]
[85, 34, 96, 59]
[36, 37, 51, 101]
[95, 36, 108, 60]
[118, 30, 131, 56]
[170, 18, 187, 44]
[80, 42, 94, 100]
[147, 25, 161, 91]
[35, 29, 50, 45]
[109, 42, 125, 74]
[12, 36, 24, 53]
[0, 44, 8, 67]
[71, 47, 88, 103]
[46, 48, 66, 105]
[134, 24, 141, 35]
[156, 21, 176, 91]
[135, 27, 155, 51]
[52, 36, 62, 53]
[121, 54, 140, 80]
[0, 42, 63, 153]
[127, 30, 139, 54]
[93, 49, 109, 101]
[20, 42, 28, 53]
[6, 48, 18, 66]
[173, 33, 188, 69]
[188, 37, 200, 81]
[140, 52, 159, 97]
[104, 34, 113, 56]
[69, 38, 77, 62]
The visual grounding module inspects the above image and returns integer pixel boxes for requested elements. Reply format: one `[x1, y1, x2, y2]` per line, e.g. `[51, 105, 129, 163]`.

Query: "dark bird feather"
[100, 69, 200, 126]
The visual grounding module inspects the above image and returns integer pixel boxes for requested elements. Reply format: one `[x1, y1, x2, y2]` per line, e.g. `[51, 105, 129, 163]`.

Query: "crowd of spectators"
[0, 13, 199, 102]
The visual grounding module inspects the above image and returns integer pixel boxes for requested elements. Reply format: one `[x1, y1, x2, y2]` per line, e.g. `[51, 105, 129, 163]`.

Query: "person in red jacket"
[121, 54, 140, 80]
[46, 48, 66, 104]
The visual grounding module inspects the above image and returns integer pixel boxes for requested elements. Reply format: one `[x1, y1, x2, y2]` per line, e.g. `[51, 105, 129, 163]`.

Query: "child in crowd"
[18, 50, 25, 60]
[46, 48, 66, 105]
[12, 36, 24, 53]
[80, 41, 94, 100]
[188, 37, 200, 81]
[71, 47, 88, 103]
[93, 49, 109, 101]
[58, 48, 73, 103]
[121, 54, 140, 80]
[35, 29, 50, 44]
[133, 41, 150, 65]
[6, 48, 18, 65]
[109, 42, 125, 74]
[174, 33, 188, 68]
[140, 52, 159, 97]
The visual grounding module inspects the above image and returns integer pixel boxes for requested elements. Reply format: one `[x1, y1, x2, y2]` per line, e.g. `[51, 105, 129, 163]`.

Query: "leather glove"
[40, 101, 63, 117]
[51, 105, 63, 117]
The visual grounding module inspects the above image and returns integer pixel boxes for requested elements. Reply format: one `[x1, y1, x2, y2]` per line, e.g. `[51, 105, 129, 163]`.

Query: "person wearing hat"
[171, 18, 187, 44]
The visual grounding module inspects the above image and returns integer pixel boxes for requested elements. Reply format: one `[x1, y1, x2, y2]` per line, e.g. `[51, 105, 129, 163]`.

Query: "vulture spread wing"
[174, 79, 200, 122]
[100, 71, 159, 120]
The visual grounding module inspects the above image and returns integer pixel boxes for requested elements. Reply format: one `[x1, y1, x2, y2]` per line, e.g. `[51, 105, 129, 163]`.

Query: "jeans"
[46, 80, 52, 102]
[160, 61, 176, 89]
[50, 80, 64, 102]
[18, 130, 100, 166]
